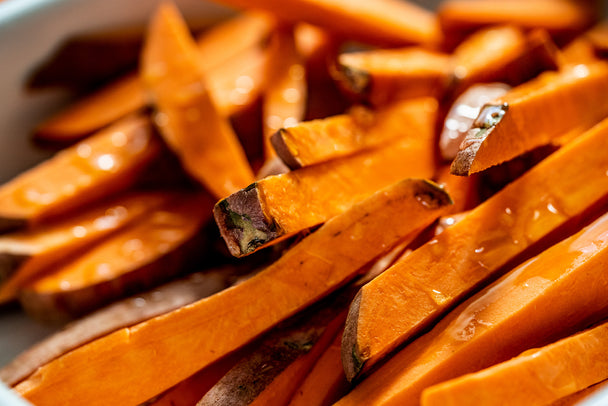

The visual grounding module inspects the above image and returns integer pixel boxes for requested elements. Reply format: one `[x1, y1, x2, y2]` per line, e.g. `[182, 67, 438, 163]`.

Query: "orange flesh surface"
[15, 178, 451, 406]
[277, 98, 436, 168]
[35, 12, 275, 141]
[26, 195, 211, 293]
[336, 210, 608, 406]
[262, 25, 307, 158]
[259, 99, 437, 233]
[0, 114, 160, 227]
[346, 117, 608, 380]
[141, 3, 254, 199]
[206, 0, 441, 47]
[421, 321, 608, 406]
[453, 61, 608, 175]
[0, 191, 173, 303]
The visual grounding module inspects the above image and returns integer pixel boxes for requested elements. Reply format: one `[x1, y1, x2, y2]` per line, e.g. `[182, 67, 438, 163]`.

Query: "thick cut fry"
[450, 26, 560, 93]
[211, 0, 441, 47]
[288, 330, 350, 406]
[141, 3, 254, 199]
[272, 98, 435, 169]
[451, 61, 608, 176]
[15, 178, 452, 406]
[0, 114, 160, 233]
[215, 100, 437, 257]
[262, 25, 307, 159]
[334, 48, 451, 106]
[438, 0, 596, 42]
[342, 117, 608, 381]
[199, 296, 347, 406]
[19, 193, 214, 323]
[336, 211, 608, 406]
[35, 12, 275, 142]
[0, 269, 234, 386]
[422, 322, 608, 406]
[0, 191, 173, 303]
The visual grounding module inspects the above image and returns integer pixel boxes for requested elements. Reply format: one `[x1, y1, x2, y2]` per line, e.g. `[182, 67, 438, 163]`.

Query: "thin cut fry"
[15, 178, 451, 406]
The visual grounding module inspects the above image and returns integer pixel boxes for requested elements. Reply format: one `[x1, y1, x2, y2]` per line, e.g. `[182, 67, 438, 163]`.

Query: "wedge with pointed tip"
[451, 61, 608, 176]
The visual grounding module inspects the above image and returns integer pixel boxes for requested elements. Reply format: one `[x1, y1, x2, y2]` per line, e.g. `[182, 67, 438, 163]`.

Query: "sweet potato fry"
[342, 117, 608, 381]
[215, 100, 437, 257]
[450, 26, 560, 93]
[34, 74, 148, 143]
[35, 11, 275, 142]
[0, 114, 161, 233]
[0, 268, 234, 386]
[143, 348, 253, 406]
[336, 211, 608, 406]
[288, 329, 350, 406]
[262, 24, 307, 159]
[422, 322, 608, 406]
[549, 380, 608, 406]
[14, 178, 452, 406]
[439, 83, 511, 161]
[0, 191, 174, 304]
[334, 47, 451, 106]
[141, 2, 255, 199]
[199, 296, 347, 406]
[272, 98, 436, 169]
[438, 0, 596, 44]
[19, 193, 215, 323]
[210, 0, 441, 47]
[451, 61, 608, 176]
[587, 21, 608, 56]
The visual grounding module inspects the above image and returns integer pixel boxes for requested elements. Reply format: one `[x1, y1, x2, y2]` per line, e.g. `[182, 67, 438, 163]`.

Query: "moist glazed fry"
[342, 117, 608, 381]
